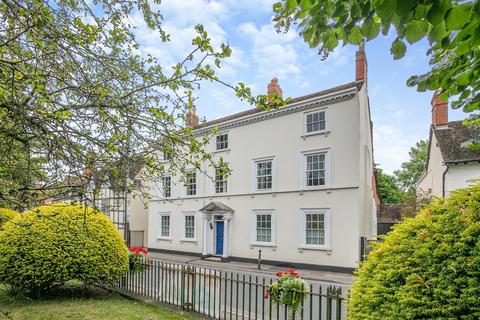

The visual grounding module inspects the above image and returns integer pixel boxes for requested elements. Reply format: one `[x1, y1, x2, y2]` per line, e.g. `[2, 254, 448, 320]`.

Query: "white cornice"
[194, 86, 358, 136]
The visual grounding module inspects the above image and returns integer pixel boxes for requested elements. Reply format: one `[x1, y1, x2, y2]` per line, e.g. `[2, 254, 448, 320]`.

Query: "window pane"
[256, 160, 273, 190]
[305, 153, 326, 187]
[216, 134, 229, 150]
[187, 172, 196, 195]
[256, 213, 272, 243]
[306, 111, 326, 133]
[161, 216, 170, 237]
[185, 215, 195, 238]
[163, 176, 171, 197]
[305, 213, 325, 245]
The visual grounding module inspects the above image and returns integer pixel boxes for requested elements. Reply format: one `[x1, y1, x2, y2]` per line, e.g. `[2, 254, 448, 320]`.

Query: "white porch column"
[222, 215, 231, 259]
[201, 213, 209, 256]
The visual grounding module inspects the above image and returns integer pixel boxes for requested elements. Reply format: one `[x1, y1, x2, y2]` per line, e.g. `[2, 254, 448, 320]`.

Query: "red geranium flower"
[263, 290, 269, 299]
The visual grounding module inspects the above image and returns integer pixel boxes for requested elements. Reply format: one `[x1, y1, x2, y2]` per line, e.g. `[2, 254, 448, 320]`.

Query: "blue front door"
[215, 221, 224, 255]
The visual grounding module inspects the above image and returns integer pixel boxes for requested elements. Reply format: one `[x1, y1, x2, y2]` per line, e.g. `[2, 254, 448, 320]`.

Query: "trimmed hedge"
[0, 203, 129, 297]
[348, 184, 480, 319]
[0, 208, 20, 229]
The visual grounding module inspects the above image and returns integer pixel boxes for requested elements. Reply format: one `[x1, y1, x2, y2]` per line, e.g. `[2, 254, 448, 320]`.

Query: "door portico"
[199, 202, 234, 261]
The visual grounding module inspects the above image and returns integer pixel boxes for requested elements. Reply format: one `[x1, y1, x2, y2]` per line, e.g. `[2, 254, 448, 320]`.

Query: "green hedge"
[0, 208, 20, 229]
[348, 184, 480, 319]
[0, 203, 129, 297]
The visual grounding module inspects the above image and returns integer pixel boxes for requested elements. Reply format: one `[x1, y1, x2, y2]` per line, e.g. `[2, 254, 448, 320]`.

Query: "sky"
[131, 0, 466, 174]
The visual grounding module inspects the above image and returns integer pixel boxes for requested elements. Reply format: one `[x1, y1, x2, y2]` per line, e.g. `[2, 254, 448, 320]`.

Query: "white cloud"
[238, 22, 301, 79]
[374, 125, 423, 174]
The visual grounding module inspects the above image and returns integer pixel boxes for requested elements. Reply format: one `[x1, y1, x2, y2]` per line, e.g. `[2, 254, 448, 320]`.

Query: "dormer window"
[216, 134, 228, 150]
[305, 110, 326, 134]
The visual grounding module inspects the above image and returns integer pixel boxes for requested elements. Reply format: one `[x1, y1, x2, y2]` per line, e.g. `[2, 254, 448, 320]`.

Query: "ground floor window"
[160, 215, 170, 238]
[300, 209, 330, 248]
[252, 210, 275, 245]
[184, 214, 195, 239]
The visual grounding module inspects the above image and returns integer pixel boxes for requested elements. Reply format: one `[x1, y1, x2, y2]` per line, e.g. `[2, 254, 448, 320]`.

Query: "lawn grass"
[0, 284, 203, 320]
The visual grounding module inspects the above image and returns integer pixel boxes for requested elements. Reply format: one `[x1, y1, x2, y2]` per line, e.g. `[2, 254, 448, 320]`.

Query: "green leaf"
[405, 20, 429, 44]
[273, 2, 283, 12]
[361, 17, 380, 40]
[427, 0, 451, 25]
[428, 22, 447, 43]
[299, 0, 315, 10]
[285, 0, 298, 11]
[446, 6, 471, 30]
[347, 25, 364, 45]
[396, 0, 416, 17]
[374, 0, 396, 20]
[323, 30, 338, 50]
[390, 39, 407, 59]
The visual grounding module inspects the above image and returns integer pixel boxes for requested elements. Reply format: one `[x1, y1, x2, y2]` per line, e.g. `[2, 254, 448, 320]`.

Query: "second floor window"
[162, 176, 171, 197]
[216, 134, 228, 150]
[305, 153, 326, 187]
[305, 110, 325, 133]
[186, 172, 196, 196]
[215, 169, 227, 193]
[255, 159, 273, 190]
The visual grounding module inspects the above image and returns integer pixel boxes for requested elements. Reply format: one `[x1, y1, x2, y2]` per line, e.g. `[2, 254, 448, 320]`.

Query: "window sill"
[157, 237, 172, 241]
[213, 148, 230, 154]
[301, 186, 331, 191]
[301, 130, 330, 140]
[180, 238, 197, 243]
[298, 245, 331, 252]
[250, 242, 276, 248]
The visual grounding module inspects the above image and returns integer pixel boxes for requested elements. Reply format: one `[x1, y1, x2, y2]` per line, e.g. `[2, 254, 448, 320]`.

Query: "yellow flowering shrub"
[348, 184, 480, 319]
[0, 203, 129, 297]
[0, 208, 20, 229]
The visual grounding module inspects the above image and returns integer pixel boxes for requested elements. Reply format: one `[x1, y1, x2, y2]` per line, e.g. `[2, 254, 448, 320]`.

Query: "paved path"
[148, 252, 354, 286]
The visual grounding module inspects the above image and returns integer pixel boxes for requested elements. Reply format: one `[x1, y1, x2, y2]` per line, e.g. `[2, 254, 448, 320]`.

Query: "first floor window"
[184, 215, 195, 239]
[215, 169, 227, 193]
[160, 215, 170, 237]
[186, 171, 196, 195]
[301, 209, 330, 247]
[256, 213, 272, 243]
[305, 152, 326, 187]
[255, 159, 273, 190]
[163, 176, 171, 197]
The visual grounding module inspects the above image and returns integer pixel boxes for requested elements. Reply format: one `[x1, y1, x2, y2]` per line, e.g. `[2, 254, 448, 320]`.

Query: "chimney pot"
[185, 106, 199, 127]
[267, 78, 282, 103]
[431, 90, 448, 127]
[356, 41, 367, 83]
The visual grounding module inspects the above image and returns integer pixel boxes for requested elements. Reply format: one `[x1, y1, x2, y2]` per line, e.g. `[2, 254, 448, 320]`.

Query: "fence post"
[181, 264, 186, 310]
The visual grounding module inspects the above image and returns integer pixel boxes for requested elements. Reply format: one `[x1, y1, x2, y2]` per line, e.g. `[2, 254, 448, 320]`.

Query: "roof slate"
[434, 121, 480, 163]
[192, 81, 363, 130]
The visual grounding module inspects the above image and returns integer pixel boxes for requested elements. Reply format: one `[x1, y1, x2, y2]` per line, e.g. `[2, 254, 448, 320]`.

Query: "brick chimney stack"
[185, 106, 199, 127]
[267, 78, 282, 99]
[431, 90, 448, 127]
[356, 41, 367, 83]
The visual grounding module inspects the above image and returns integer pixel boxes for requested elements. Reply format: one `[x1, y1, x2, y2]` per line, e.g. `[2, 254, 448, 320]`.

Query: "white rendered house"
[147, 44, 378, 272]
[417, 91, 480, 197]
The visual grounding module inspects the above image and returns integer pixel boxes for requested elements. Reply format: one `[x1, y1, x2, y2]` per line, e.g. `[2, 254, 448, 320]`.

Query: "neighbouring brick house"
[417, 91, 480, 197]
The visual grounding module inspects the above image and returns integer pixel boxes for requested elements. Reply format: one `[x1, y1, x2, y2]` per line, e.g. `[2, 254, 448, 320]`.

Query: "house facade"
[147, 44, 378, 272]
[417, 91, 480, 197]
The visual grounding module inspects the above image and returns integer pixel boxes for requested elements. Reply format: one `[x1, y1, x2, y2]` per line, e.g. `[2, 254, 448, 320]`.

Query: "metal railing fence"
[116, 259, 346, 320]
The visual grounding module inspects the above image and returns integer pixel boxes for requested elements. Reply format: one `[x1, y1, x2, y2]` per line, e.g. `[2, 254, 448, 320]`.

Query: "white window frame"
[304, 109, 326, 136]
[157, 212, 171, 240]
[300, 149, 330, 189]
[299, 208, 331, 250]
[182, 212, 196, 241]
[185, 170, 197, 196]
[216, 133, 229, 151]
[162, 174, 172, 198]
[214, 167, 228, 194]
[252, 156, 276, 192]
[250, 210, 276, 246]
